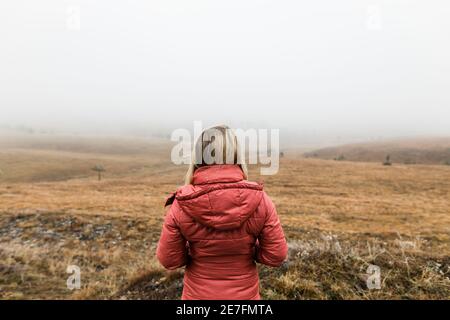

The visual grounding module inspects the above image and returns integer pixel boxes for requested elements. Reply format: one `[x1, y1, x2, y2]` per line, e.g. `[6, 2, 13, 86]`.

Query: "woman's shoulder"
[164, 184, 198, 207]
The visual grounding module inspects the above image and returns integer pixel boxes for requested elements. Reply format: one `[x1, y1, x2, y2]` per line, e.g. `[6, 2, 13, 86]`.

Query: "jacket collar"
[192, 165, 245, 185]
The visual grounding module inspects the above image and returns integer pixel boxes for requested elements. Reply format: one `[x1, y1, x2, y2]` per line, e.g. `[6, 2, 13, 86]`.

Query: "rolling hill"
[304, 137, 450, 165]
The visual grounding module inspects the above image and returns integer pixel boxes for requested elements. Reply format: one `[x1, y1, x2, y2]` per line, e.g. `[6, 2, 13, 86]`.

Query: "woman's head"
[185, 125, 248, 185]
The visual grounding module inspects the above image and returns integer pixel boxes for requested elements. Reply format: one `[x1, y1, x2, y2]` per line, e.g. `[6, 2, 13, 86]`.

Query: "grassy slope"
[304, 137, 450, 165]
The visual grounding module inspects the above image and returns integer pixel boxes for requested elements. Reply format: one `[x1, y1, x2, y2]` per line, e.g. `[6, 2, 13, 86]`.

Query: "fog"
[1, 1, 450, 144]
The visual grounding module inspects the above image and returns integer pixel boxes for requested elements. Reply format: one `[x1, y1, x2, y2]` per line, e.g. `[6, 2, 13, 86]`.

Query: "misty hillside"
[304, 137, 450, 165]
[0, 133, 175, 183]
[0, 131, 171, 155]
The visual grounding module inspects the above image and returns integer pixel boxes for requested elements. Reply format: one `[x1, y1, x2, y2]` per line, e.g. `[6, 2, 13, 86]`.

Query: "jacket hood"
[175, 165, 264, 231]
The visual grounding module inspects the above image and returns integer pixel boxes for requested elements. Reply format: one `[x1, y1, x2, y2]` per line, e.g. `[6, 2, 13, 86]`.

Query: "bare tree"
[383, 154, 392, 166]
[92, 165, 105, 181]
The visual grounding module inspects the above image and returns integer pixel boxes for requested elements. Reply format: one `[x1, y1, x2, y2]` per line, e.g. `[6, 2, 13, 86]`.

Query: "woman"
[156, 125, 288, 300]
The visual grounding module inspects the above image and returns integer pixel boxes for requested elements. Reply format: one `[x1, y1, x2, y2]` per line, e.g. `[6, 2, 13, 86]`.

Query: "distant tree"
[92, 165, 105, 181]
[445, 160, 450, 166]
[280, 151, 285, 158]
[334, 154, 345, 161]
[383, 154, 392, 166]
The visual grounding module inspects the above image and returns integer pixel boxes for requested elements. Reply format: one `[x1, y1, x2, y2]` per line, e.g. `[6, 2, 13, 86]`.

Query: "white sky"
[0, 0, 449, 138]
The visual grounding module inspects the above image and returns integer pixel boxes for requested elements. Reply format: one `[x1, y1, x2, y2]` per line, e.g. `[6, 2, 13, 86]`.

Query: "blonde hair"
[185, 125, 248, 185]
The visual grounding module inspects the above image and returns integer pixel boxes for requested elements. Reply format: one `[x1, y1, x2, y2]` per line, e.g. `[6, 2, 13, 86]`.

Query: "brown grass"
[0, 134, 449, 299]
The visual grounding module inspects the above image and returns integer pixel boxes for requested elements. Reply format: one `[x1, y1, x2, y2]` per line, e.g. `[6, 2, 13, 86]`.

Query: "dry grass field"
[0, 133, 449, 299]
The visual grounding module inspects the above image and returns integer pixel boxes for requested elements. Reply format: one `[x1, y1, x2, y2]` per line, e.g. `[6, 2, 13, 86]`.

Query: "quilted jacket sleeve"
[255, 194, 288, 267]
[156, 202, 188, 270]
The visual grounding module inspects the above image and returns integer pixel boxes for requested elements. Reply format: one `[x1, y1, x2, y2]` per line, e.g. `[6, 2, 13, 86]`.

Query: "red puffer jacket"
[156, 165, 288, 300]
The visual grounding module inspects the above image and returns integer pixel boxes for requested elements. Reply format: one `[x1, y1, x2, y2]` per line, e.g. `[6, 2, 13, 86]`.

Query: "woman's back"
[157, 165, 288, 300]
